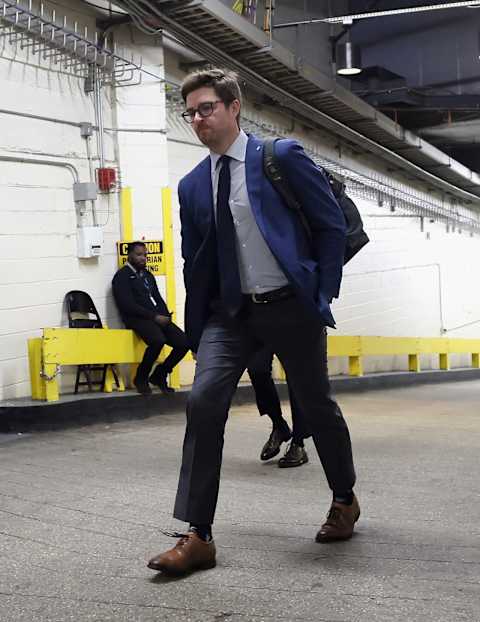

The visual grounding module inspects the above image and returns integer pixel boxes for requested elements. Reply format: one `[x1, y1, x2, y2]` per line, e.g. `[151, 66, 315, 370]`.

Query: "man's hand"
[154, 314, 171, 327]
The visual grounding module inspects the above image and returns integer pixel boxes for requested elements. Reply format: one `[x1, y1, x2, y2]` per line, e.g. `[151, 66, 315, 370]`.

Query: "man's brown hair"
[181, 68, 242, 122]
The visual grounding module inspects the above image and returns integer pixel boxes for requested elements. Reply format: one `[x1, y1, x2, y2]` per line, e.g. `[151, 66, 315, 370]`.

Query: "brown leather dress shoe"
[147, 532, 216, 575]
[315, 495, 360, 543]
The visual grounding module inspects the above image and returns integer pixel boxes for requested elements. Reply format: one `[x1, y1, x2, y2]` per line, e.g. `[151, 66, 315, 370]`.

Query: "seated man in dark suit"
[112, 241, 188, 395]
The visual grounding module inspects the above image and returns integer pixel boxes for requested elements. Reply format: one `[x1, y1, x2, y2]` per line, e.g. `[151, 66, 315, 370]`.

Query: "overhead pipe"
[93, 67, 106, 169]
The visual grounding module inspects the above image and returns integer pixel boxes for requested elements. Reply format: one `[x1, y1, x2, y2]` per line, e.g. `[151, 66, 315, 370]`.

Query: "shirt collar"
[210, 129, 248, 171]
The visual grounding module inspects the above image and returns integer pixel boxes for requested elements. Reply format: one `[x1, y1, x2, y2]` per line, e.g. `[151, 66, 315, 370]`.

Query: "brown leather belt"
[245, 285, 294, 304]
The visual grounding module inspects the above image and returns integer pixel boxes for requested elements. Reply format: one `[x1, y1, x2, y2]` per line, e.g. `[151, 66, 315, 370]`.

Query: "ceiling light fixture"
[336, 40, 362, 75]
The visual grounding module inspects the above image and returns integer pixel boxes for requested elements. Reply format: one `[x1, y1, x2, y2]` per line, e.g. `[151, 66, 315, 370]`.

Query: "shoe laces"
[285, 441, 303, 455]
[325, 507, 342, 525]
[160, 529, 191, 546]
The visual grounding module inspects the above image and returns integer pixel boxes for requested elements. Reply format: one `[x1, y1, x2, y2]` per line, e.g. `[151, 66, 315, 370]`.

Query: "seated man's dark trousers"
[127, 317, 188, 384]
[247, 345, 310, 444]
[174, 294, 355, 526]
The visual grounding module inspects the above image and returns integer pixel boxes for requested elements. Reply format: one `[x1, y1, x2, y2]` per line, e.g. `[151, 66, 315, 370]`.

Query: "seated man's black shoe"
[278, 442, 309, 468]
[150, 365, 175, 394]
[134, 376, 152, 395]
[260, 426, 292, 461]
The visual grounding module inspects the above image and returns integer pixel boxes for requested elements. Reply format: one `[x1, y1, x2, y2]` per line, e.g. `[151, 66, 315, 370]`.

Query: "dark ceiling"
[337, 1, 480, 170]
[266, 0, 480, 170]
[107, 0, 480, 173]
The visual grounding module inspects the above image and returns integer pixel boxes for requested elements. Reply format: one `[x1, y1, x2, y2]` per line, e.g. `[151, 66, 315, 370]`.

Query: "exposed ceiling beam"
[366, 91, 480, 110]
[114, 0, 480, 204]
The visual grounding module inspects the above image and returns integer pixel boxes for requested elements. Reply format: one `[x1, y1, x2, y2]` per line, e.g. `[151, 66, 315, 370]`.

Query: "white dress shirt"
[209, 130, 288, 294]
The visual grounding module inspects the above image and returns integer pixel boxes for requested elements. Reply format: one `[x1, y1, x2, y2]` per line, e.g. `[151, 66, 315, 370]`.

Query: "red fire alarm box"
[96, 167, 116, 192]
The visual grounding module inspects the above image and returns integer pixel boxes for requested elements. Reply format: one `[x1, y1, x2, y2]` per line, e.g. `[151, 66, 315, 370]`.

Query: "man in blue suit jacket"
[148, 69, 359, 576]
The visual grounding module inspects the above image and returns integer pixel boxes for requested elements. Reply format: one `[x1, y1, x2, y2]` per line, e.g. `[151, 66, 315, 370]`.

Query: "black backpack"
[263, 138, 369, 264]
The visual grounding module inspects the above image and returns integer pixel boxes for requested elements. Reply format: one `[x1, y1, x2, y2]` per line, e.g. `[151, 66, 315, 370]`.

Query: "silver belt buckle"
[251, 292, 268, 304]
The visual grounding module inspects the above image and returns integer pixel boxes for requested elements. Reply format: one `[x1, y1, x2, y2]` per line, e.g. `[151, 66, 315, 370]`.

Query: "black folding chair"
[65, 290, 120, 393]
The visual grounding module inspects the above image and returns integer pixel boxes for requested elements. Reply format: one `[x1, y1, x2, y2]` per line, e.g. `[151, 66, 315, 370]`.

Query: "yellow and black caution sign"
[116, 240, 165, 276]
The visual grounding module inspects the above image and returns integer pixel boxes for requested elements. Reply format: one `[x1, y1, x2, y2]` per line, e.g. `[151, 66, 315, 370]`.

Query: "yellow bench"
[28, 327, 183, 402]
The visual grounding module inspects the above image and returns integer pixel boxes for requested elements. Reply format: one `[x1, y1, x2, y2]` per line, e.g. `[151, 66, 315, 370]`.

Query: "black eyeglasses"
[181, 100, 223, 123]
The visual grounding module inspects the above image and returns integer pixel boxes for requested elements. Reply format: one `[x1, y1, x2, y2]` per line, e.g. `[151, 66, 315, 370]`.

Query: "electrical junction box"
[77, 226, 103, 258]
[73, 182, 97, 202]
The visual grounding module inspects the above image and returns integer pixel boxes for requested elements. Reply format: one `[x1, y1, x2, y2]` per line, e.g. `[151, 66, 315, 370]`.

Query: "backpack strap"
[263, 138, 312, 242]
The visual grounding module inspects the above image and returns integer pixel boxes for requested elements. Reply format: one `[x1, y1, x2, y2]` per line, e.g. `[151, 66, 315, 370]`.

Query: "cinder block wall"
[2, 9, 480, 399]
[0, 2, 166, 399]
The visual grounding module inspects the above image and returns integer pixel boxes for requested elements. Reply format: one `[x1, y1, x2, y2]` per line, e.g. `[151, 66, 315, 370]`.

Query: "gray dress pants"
[173, 295, 356, 525]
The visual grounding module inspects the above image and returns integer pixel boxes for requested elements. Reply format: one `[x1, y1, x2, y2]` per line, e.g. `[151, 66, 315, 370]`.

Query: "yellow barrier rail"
[28, 330, 480, 402]
[328, 335, 480, 377]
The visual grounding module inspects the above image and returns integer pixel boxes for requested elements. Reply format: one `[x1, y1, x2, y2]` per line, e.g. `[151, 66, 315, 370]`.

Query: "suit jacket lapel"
[245, 134, 267, 235]
[196, 157, 214, 231]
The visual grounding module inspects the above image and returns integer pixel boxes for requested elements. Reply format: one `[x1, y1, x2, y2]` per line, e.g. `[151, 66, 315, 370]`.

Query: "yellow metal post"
[162, 187, 180, 389]
[348, 356, 363, 377]
[104, 366, 125, 393]
[472, 353, 480, 368]
[439, 353, 450, 370]
[41, 332, 61, 402]
[408, 354, 421, 372]
[276, 359, 286, 381]
[28, 338, 47, 400]
[44, 366, 60, 402]
[120, 187, 134, 241]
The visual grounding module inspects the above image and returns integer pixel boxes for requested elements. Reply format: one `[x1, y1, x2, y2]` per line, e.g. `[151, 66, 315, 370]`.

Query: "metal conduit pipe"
[84, 134, 98, 227]
[93, 69, 106, 169]
[0, 107, 167, 133]
[0, 153, 79, 182]
[0, 154, 98, 226]
[0, 108, 82, 128]
[126, 0, 480, 204]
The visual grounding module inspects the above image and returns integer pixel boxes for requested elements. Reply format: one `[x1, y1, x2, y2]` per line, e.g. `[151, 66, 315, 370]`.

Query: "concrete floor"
[0, 380, 479, 621]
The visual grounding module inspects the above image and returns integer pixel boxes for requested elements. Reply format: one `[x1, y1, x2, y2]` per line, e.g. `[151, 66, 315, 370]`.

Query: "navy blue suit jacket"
[178, 133, 346, 351]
